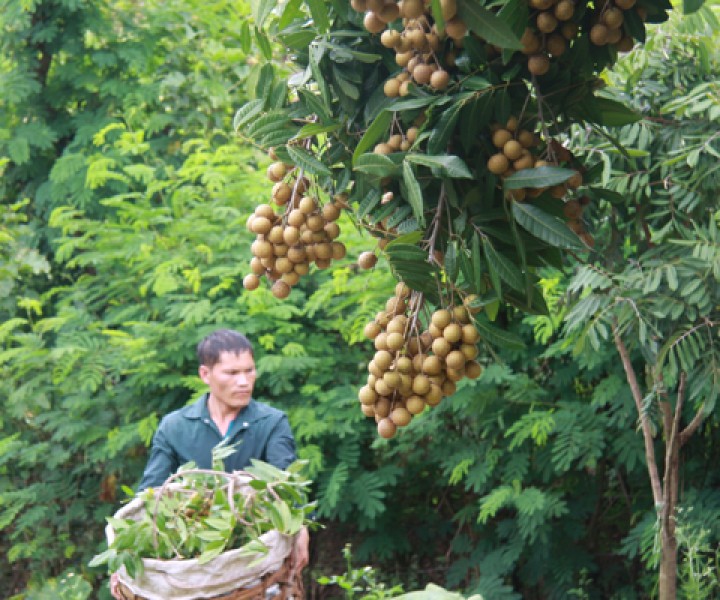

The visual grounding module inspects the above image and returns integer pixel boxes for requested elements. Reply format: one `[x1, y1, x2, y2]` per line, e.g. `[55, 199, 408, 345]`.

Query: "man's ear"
[199, 364, 210, 384]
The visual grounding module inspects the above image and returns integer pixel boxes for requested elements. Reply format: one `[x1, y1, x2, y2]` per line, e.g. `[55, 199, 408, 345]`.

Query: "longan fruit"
[546, 33, 567, 57]
[364, 321, 382, 339]
[243, 274, 260, 290]
[364, 11, 387, 33]
[271, 280, 291, 299]
[503, 140, 524, 161]
[465, 361, 483, 379]
[536, 12, 558, 33]
[378, 1, 400, 23]
[444, 17, 467, 40]
[412, 63, 433, 85]
[602, 7, 624, 28]
[590, 23, 609, 45]
[563, 199, 583, 219]
[266, 162, 286, 182]
[430, 69, 450, 90]
[375, 398, 391, 418]
[615, 0, 636, 8]
[561, 21, 579, 40]
[513, 151, 535, 171]
[445, 350, 466, 371]
[492, 128, 513, 149]
[528, 54, 550, 76]
[272, 182, 292, 205]
[443, 322, 462, 343]
[431, 337, 452, 357]
[487, 153, 510, 175]
[440, 0, 458, 20]
[351, 0, 368, 11]
[406, 396, 426, 415]
[615, 35, 634, 52]
[374, 142, 394, 155]
[461, 323, 480, 344]
[412, 374, 431, 396]
[384, 78, 401, 97]
[431, 308, 452, 329]
[554, 0, 574, 20]
[521, 28, 541, 55]
[377, 417, 397, 439]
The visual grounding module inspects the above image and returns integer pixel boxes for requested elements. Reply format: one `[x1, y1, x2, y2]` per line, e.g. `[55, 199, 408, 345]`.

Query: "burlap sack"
[106, 476, 297, 600]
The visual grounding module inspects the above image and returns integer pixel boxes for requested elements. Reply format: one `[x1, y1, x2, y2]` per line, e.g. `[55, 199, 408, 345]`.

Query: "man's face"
[199, 351, 256, 411]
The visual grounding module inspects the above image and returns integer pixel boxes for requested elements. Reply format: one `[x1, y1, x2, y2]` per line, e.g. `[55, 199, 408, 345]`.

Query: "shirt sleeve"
[263, 414, 297, 470]
[137, 423, 179, 491]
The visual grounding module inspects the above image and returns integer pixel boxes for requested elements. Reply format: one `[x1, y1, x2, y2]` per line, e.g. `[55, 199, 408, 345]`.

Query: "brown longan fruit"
[445, 17, 467, 40]
[375, 398, 391, 418]
[402, 0, 425, 18]
[364, 11, 387, 33]
[378, 1, 400, 23]
[440, 0, 458, 20]
[615, 35, 634, 52]
[364, 321, 382, 339]
[384, 78, 401, 97]
[606, 27, 623, 44]
[615, 0, 636, 8]
[513, 151, 535, 171]
[465, 361, 483, 379]
[521, 28, 541, 55]
[492, 128, 513, 149]
[359, 385, 378, 405]
[380, 29, 400, 48]
[554, 0, 575, 20]
[266, 162, 287, 182]
[377, 417, 397, 438]
[430, 69, 450, 90]
[443, 322, 462, 343]
[602, 7, 624, 28]
[590, 23, 609, 45]
[461, 323, 480, 344]
[431, 308, 452, 329]
[488, 153, 510, 175]
[561, 21, 579, 40]
[272, 182, 292, 205]
[536, 12, 558, 33]
[422, 355, 443, 376]
[271, 280, 291, 299]
[412, 374, 431, 395]
[243, 274, 260, 290]
[563, 199, 583, 219]
[431, 337, 452, 357]
[351, 0, 368, 11]
[546, 33, 567, 57]
[374, 142, 394, 155]
[445, 350, 466, 371]
[528, 54, 550, 76]
[391, 406, 412, 427]
[503, 140, 524, 161]
[406, 396, 426, 415]
[529, 0, 553, 8]
[412, 63, 433, 85]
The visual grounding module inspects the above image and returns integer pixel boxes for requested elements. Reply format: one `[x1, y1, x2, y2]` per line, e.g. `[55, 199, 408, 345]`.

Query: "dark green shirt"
[138, 394, 296, 490]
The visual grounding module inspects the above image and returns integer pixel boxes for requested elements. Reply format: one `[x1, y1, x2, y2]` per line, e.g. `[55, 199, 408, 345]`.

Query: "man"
[110, 329, 309, 598]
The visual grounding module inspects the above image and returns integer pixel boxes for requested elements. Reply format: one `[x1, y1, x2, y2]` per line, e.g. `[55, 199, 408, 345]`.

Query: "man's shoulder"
[159, 396, 205, 429]
[250, 400, 287, 421]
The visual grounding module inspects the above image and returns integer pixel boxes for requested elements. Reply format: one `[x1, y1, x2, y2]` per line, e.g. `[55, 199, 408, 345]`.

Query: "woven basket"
[117, 554, 304, 600]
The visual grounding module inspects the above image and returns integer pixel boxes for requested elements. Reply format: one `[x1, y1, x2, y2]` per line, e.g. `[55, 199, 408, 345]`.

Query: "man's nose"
[236, 373, 248, 385]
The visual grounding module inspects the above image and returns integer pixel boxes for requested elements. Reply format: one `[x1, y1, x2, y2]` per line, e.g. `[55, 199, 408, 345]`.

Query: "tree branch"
[613, 325, 663, 507]
[680, 403, 706, 447]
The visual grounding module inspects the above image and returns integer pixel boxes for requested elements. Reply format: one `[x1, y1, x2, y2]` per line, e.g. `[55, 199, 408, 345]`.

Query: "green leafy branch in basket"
[89, 444, 316, 579]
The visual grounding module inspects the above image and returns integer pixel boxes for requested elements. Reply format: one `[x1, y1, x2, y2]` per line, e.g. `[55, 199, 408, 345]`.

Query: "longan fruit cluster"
[588, 0, 636, 52]
[351, 0, 462, 96]
[359, 283, 483, 439]
[563, 196, 594, 247]
[521, 0, 580, 76]
[243, 158, 347, 298]
[373, 126, 418, 154]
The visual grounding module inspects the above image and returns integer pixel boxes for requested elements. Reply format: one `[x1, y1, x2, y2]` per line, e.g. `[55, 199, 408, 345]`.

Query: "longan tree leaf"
[354, 153, 401, 178]
[482, 238, 526, 292]
[286, 145, 332, 177]
[406, 154, 473, 178]
[233, 99, 264, 131]
[457, 0, 523, 50]
[474, 315, 526, 350]
[428, 100, 463, 155]
[353, 110, 393, 165]
[503, 166, 576, 190]
[570, 95, 642, 127]
[306, 0, 330, 33]
[402, 161, 426, 227]
[511, 202, 585, 250]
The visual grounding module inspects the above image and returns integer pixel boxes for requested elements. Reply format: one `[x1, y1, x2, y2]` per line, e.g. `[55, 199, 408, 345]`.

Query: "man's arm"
[263, 414, 297, 470]
[137, 425, 178, 491]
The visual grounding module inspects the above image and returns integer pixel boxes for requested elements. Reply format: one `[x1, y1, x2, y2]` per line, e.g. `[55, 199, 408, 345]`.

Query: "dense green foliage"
[1, 0, 718, 599]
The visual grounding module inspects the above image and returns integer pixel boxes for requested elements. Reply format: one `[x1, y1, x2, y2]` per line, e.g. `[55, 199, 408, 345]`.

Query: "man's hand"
[290, 526, 310, 575]
[109, 572, 123, 599]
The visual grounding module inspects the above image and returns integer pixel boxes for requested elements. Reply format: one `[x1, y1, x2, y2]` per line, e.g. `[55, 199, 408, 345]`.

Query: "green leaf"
[406, 154, 473, 178]
[457, 0, 523, 50]
[474, 315, 526, 350]
[683, 0, 704, 13]
[482, 238, 526, 292]
[293, 123, 341, 140]
[353, 111, 393, 165]
[306, 0, 330, 32]
[503, 166, 576, 190]
[402, 161, 426, 227]
[428, 101, 463, 155]
[571, 96, 641, 127]
[354, 153, 401, 177]
[285, 145, 332, 177]
[511, 203, 584, 250]
[251, 0, 276, 27]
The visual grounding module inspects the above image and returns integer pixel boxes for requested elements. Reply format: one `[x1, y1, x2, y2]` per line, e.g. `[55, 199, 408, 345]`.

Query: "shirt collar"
[185, 393, 260, 424]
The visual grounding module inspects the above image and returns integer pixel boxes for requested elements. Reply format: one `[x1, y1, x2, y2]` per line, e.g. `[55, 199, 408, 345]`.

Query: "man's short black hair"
[197, 329, 254, 367]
